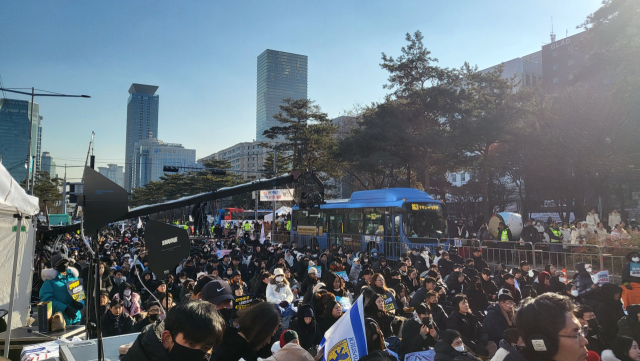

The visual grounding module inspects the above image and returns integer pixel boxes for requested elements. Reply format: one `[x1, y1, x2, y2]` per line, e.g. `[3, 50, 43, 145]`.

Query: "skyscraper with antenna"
[550, 16, 556, 42]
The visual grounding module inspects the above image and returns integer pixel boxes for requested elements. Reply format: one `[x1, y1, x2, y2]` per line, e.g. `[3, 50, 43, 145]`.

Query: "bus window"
[347, 210, 363, 234]
[364, 208, 383, 235]
[403, 211, 445, 238]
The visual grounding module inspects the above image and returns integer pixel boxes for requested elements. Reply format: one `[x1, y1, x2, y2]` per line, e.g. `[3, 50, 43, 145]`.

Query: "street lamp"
[0, 87, 90, 194]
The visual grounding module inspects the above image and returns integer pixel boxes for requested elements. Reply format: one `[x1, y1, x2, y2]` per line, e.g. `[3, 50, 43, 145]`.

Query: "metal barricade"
[480, 240, 535, 271]
[532, 242, 601, 275]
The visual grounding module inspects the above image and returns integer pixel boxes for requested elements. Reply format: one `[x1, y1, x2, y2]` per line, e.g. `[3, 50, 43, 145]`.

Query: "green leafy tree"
[21, 171, 63, 213]
[262, 98, 340, 179]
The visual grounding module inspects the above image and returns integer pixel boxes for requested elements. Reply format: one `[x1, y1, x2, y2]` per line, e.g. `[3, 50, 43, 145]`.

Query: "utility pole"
[0, 87, 90, 194]
[62, 165, 67, 214]
[25, 88, 35, 194]
[272, 149, 277, 242]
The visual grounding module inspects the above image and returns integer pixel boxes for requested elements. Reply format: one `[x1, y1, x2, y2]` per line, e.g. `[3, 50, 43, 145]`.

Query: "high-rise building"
[124, 83, 159, 191]
[98, 164, 124, 188]
[41, 151, 57, 179]
[541, 32, 586, 88]
[131, 139, 195, 189]
[481, 51, 542, 90]
[256, 50, 308, 141]
[0, 98, 40, 182]
[36, 115, 43, 173]
[199, 141, 273, 180]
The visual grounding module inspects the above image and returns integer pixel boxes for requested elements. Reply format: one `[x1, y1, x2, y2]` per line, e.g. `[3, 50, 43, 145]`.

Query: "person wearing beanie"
[481, 268, 498, 301]
[617, 304, 640, 346]
[39, 249, 85, 325]
[279, 329, 299, 348]
[483, 291, 516, 345]
[533, 271, 552, 296]
[300, 266, 319, 296]
[265, 342, 315, 361]
[288, 304, 320, 353]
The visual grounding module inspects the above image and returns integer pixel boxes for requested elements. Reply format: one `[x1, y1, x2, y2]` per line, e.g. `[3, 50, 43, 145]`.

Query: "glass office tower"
[256, 50, 308, 141]
[0, 98, 40, 182]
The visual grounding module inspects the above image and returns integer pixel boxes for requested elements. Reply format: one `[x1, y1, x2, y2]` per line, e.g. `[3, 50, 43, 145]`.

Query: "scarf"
[501, 307, 515, 327]
[123, 295, 132, 309]
[413, 310, 423, 324]
[285, 254, 295, 267]
[275, 280, 286, 293]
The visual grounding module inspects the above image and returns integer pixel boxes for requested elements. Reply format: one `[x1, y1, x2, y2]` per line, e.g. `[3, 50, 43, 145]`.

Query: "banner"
[259, 224, 265, 244]
[335, 296, 351, 312]
[234, 295, 253, 311]
[381, 291, 397, 312]
[405, 350, 436, 361]
[309, 266, 322, 279]
[336, 271, 349, 283]
[595, 270, 609, 284]
[260, 189, 294, 201]
[320, 295, 367, 361]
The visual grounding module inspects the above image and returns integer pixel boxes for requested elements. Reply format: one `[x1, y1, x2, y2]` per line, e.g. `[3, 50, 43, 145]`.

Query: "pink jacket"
[113, 292, 142, 316]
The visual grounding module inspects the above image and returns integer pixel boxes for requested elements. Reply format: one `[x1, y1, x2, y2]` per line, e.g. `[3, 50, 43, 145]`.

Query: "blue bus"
[291, 188, 449, 259]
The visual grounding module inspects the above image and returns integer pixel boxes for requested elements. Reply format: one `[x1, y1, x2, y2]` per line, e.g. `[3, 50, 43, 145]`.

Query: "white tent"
[263, 206, 293, 222]
[0, 162, 39, 353]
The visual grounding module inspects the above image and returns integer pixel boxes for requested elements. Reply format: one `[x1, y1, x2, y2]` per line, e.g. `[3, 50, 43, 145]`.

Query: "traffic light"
[211, 169, 226, 176]
[163, 166, 180, 172]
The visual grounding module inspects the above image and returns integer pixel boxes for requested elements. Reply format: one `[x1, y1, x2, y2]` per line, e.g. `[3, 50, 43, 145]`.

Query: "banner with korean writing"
[260, 189, 294, 201]
[381, 291, 397, 312]
[234, 295, 253, 311]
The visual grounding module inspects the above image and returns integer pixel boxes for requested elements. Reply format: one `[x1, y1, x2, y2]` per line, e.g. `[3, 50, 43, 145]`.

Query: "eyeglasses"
[558, 325, 589, 344]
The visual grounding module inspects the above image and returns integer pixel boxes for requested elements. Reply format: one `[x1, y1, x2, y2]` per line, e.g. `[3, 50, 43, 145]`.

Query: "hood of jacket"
[434, 339, 459, 359]
[601, 349, 622, 361]
[627, 252, 640, 262]
[600, 283, 623, 303]
[140, 321, 170, 360]
[576, 262, 591, 276]
[266, 343, 314, 361]
[41, 267, 79, 281]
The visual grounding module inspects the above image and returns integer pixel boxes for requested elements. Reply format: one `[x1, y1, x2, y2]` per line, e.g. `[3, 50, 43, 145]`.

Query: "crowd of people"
[34, 219, 640, 361]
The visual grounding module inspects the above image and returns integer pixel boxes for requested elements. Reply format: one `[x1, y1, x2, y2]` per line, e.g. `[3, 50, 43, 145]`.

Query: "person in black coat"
[438, 252, 454, 279]
[447, 247, 465, 267]
[471, 249, 488, 273]
[133, 301, 162, 332]
[101, 299, 134, 337]
[409, 248, 429, 276]
[480, 269, 498, 302]
[434, 329, 482, 361]
[319, 300, 342, 336]
[482, 292, 516, 345]
[364, 293, 395, 338]
[587, 283, 625, 346]
[445, 294, 491, 357]
[300, 268, 319, 296]
[288, 304, 322, 353]
[462, 259, 479, 280]
[464, 276, 489, 317]
[212, 302, 280, 361]
[400, 303, 438, 360]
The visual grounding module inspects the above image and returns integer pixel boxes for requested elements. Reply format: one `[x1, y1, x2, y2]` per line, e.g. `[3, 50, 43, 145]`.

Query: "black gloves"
[64, 305, 78, 319]
[70, 299, 84, 310]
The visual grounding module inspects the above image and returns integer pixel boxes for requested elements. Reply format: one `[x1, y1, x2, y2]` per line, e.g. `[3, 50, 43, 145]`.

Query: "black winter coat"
[211, 328, 258, 361]
[445, 311, 484, 352]
[434, 339, 481, 361]
[438, 259, 454, 278]
[399, 319, 438, 359]
[482, 304, 512, 345]
[481, 279, 498, 301]
[429, 303, 449, 331]
[100, 311, 134, 337]
[464, 285, 489, 315]
[410, 253, 429, 275]
[122, 321, 170, 361]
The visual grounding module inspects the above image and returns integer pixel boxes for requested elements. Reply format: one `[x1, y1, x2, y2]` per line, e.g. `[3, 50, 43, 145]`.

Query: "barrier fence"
[282, 233, 636, 284]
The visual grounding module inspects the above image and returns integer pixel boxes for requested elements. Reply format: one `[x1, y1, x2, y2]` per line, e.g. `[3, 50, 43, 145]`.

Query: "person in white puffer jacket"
[267, 267, 296, 317]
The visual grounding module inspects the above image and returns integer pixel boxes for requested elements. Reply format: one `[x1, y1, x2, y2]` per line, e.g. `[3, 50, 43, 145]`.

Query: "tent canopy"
[0, 163, 39, 216]
[264, 206, 292, 222]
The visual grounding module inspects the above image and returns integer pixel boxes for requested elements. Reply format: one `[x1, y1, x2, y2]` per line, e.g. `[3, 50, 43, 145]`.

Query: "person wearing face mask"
[533, 271, 552, 295]
[434, 329, 482, 361]
[591, 283, 626, 347]
[545, 264, 566, 293]
[39, 249, 85, 325]
[133, 301, 162, 332]
[282, 304, 320, 356]
[400, 303, 439, 359]
[573, 304, 608, 356]
[101, 299, 134, 337]
[574, 262, 598, 297]
[124, 300, 225, 361]
[114, 282, 142, 320]
[622, 252, 640, 307]
[410, 247, 429, 275]
[266, 268, 296, 316]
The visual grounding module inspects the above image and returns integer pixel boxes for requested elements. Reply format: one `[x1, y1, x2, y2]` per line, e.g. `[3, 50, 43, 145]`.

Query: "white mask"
[454, 345, 465, 352]
[528, 270, 534, 278]
[571, 290, 579, 297]
[276, 276, 284, 282]
[124, 289, 131, 296]
[559, 277, 566, 283]
[586, 267, 593, 273]
[633, 257, 640, 263]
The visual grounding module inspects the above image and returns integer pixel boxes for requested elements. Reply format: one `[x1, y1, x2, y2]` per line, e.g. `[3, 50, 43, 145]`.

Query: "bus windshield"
[403, 203, 446, 238]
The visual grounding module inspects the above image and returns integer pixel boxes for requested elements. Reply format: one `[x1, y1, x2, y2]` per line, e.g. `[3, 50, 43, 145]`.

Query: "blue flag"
[319, 295, 367, 361]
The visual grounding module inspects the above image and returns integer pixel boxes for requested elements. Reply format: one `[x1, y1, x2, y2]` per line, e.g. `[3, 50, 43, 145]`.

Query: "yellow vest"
[549, 228, 562, 242]
[500, 229, 509, 242]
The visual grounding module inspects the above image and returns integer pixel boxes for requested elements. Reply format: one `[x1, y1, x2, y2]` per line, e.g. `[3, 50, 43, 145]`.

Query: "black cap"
[520, 260, 529, 267]
[498, 291, 515, 302]
[193, 275, 215, 295]
[481, 268, 492, 276]
[200, 280, 234, 305]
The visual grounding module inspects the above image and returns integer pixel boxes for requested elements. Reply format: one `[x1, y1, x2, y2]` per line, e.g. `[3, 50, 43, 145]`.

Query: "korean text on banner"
[336, 271, 349, 283]
[320, 295, 367, 361]
[260, 189, 294, 201]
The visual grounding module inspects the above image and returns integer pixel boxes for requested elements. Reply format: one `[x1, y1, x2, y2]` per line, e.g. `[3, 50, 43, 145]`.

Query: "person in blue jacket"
[39, 249, 85, 325]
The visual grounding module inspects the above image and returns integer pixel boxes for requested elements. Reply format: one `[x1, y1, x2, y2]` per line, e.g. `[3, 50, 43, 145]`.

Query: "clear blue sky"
[1, 0, 602, 181]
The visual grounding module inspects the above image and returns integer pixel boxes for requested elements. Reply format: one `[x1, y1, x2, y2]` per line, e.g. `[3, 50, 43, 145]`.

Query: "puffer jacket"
[264, 343, 314, 361]
[122, 321, 170, 361]
[349, 263, 362, 283]
[266, 279, 294, 304]
[434, 339, 481, 361]
[483, 304, 512, 345]
[39, 268, 84, 325]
